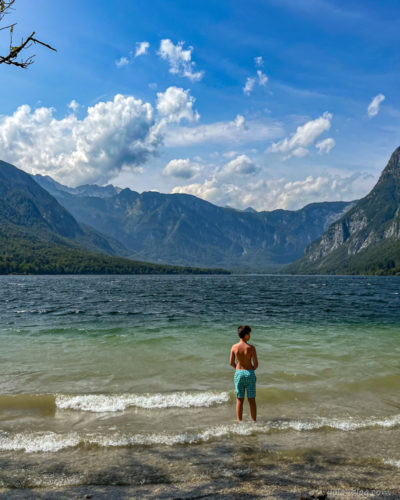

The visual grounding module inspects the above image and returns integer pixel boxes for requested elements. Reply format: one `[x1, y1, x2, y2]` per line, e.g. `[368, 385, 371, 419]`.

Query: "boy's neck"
[239, 338, 248, 344]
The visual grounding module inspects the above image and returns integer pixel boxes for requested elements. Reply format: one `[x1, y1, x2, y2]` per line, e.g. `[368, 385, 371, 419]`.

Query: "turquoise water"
[0, 275, 400, 489]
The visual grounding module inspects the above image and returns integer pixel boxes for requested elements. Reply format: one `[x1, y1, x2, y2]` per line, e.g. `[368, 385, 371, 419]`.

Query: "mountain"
[0, 161, 129, 257]
[0, 161, 226, 275]
[34, 174, 121, 198]
[286, 146, 400, 275]
[33, 174, 356, 271]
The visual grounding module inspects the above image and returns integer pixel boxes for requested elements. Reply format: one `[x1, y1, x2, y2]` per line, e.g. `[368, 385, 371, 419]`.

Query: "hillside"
[286, 146, 400, 275]
[0, 161, 227, 275]
[34, 174, 355, 271]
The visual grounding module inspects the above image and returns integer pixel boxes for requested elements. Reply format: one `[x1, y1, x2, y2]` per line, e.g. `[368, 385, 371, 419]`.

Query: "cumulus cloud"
[367, 94, 385, 117]
[158, 39, 204, 81]
[221, 154, 258, 177]
[156, 86, 199, 123]
[172, 171, 373, 212]
[268, 112, 332, 159]
[115, 56, 129, 68]
[164, 114, 283, 147]
[254, 56, 264, 67]
[0, 95, 162, 186]
[163, 158, 201, 179]
[135, 41, 150, 57]
[243, 77, 256, 95]
[316, 137, 335, 154]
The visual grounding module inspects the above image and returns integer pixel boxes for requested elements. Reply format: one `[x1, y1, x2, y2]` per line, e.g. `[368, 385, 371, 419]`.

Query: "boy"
[229, 325, 258, 422]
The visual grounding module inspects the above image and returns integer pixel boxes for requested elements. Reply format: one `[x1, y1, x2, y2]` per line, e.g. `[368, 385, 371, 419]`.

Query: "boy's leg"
[234, 371, 245, 421]
[248, 398, 257, 421]
[236, 398, 244, 421]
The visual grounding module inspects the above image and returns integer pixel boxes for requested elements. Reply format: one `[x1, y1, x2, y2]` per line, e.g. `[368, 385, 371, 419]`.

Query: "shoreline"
[1, 480, 400, 499]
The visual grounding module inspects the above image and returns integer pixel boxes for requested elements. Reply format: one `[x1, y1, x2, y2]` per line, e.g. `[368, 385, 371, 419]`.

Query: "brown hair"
[238, 325, 251, 339]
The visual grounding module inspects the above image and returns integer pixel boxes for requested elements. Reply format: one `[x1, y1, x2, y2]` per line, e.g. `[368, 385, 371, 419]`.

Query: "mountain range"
[3, 144, 400, 275]
[286, 146, 400, 275]
[33, 174, 355, 271]
[0, 160, 225, 275]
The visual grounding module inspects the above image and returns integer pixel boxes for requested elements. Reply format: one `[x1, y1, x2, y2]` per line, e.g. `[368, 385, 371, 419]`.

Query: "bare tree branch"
[0, 0, 56, 68]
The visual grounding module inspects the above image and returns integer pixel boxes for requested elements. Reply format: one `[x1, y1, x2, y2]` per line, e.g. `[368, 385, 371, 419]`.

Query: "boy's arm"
[229, 347, 237, 369]
[251, 345, 258, 370]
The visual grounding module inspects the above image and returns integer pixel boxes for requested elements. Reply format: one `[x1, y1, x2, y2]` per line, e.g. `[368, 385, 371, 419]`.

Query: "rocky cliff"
[286, 146, 400, 274]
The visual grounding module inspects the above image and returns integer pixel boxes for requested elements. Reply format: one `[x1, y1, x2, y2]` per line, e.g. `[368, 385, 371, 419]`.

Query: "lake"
[1, 274, 399, 494]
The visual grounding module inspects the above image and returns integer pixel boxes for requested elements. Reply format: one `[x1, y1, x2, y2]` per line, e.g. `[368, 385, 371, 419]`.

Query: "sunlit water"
[1, 274, 400, 490]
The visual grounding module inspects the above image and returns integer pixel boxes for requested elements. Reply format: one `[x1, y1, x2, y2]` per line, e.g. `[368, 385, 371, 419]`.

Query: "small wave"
[0, 415, 400, 454]
[0, 431, 81, 453]
[338, 374, 400, 393]
[384, 459, 400, 468]
[271, 414, 400, 432]
[2, 414, 400, 453]
[56, 391, 230, 412]
[0, 424, 254, 453]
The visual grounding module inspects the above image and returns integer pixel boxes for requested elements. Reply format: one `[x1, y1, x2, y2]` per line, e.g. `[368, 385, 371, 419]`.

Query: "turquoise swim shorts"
[234, 369, 256, 399]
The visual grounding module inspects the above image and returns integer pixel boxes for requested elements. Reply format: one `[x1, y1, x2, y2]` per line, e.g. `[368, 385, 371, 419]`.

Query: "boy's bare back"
[230, 341, 258, 371]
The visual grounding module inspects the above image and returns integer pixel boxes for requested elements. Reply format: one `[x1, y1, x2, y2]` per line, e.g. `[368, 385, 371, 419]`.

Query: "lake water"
[1, 274, 400, 492]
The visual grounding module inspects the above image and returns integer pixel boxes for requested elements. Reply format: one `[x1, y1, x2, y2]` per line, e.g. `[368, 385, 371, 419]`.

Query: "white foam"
[56, 391, 230, 413]
[384, 459, 400, 468]
[0, 431, 81, 453]
[3, 414, 400, 454]
[0, 424, 256, 453]
[271, 414, 400, 432]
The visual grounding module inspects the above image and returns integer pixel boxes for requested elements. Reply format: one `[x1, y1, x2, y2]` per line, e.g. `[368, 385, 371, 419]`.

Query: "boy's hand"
[229, 347, 236, 368]
[251, 345, 258, 370]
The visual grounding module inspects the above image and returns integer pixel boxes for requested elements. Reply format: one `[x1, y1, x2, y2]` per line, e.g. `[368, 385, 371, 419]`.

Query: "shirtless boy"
[229, 325, 258, 421]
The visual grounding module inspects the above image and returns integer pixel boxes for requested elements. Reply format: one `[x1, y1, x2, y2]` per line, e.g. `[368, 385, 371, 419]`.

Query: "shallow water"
[0, 274, 400, 489]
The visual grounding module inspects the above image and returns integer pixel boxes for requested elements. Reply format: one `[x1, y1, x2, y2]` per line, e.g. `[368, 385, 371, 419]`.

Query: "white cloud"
[316, 137, 335, 154]
[0, 95, 162, 186]
[222, 150, 240, 159]
[268, 112, 332, 159]
[254, 56, 264, 67]
[257, 70, 268, 86]
[135, 41, 150, 57]
[115, 56, 129, 68]
[158, 39, 204, 81]
[367, 94, 385, 118]
[222, 155, 258, 177]
[68, 100, 79, 112]
[156, 86, 199, 123]
[243, 70, 268, 95]
[291, 147, 309, 158]
[243, 77, 256, 95]
[164, 114, 283, 147]
[172, 177, 228, 204]
[172, 172, 372, 211]
[163, 158, 201, 179]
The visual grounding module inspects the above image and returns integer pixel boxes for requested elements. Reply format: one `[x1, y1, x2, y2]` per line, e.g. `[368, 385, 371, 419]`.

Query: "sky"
[1, 0, 400, 211]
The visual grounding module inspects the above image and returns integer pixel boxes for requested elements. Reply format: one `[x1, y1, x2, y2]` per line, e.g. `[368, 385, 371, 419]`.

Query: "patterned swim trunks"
[234, 369, 256, 398]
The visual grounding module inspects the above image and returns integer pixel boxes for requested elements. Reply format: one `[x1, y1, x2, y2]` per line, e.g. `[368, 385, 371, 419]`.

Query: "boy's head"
[238, 325, 251, 339]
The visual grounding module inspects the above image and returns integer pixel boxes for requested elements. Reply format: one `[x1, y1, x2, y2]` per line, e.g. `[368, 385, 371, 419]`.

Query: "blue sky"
[1, 0, 399, 210]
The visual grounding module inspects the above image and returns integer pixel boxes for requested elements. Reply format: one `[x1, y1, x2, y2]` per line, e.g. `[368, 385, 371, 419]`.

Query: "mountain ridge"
[285, 146, 400, 275]
[33, 174, 356, 270]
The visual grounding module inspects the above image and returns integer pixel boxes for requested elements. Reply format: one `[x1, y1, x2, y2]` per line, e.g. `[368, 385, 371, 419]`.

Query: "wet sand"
[1, 480, 400, 499]
[1, 444, 400, 499]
